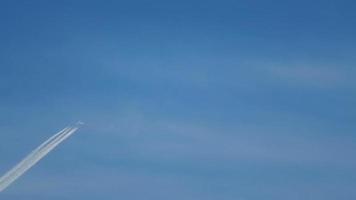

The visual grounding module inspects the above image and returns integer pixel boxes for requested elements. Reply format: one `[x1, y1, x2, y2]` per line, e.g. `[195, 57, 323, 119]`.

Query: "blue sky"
[0, 0, 356, 199]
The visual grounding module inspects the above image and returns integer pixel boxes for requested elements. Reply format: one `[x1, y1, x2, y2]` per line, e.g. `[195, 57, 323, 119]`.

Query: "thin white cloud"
[262, 63, 355, 89]
[88, 110, 356, 168]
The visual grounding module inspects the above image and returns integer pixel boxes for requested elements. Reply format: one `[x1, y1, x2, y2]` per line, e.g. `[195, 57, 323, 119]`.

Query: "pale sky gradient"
[0, 1, 356, 199]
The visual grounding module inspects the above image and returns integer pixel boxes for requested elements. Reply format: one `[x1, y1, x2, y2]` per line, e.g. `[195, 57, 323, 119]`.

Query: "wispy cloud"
[262, 63, 356, 89]
[87, 110, 356, 168]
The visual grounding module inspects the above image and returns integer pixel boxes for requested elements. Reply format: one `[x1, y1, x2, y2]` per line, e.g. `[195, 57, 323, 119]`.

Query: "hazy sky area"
[0, 0, 356, 199]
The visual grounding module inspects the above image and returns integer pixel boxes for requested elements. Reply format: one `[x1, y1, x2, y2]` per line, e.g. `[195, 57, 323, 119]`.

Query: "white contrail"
[0, 127, 76, 192]
[0, 123, 82, 192]
[0, 127, 71, 183]
[0, 125, 79, 192]
[0, 127, 76, 190]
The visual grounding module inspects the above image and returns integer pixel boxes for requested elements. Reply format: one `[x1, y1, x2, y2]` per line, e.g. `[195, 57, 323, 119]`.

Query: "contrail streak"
[0, 127, 71, 183]
[0, 127, 77, 190]
[0, 123, 82, 192]
[0, 126, 79, 192]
